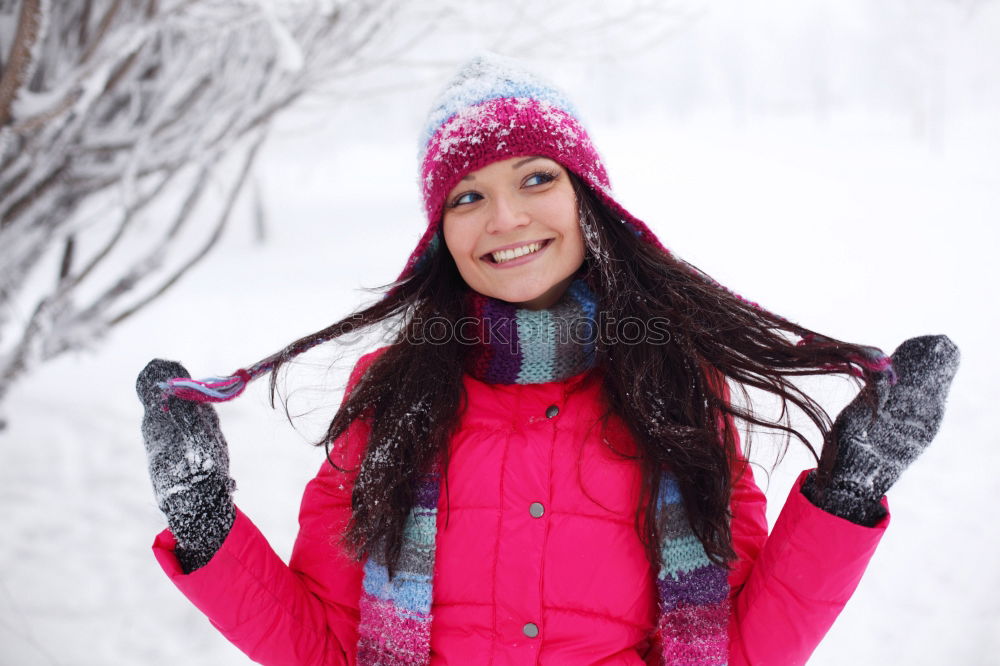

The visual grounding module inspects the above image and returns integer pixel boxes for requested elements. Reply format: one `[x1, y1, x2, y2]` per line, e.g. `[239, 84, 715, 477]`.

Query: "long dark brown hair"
[266, 171, 883, 579]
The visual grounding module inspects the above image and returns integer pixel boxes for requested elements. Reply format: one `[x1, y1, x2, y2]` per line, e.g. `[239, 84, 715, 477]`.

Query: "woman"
[137, 54, 959, 665]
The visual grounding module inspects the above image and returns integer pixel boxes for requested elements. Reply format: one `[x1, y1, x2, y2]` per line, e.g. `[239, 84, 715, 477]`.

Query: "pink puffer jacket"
[153, 347, 890, 665]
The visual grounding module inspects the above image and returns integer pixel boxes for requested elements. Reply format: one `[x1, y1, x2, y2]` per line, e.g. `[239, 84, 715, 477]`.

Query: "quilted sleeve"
[727, 470, 889, 666]
[151, 348, 385, 665]
[722, 408, 889, 663]
[708, 369, 891, 666]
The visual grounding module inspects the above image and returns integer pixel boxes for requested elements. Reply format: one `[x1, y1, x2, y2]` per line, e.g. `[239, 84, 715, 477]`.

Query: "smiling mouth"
[483, 238, 553, 264]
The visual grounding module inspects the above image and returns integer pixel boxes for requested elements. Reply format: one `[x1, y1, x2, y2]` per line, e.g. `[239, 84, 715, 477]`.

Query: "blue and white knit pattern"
[417, 51, 579, 163]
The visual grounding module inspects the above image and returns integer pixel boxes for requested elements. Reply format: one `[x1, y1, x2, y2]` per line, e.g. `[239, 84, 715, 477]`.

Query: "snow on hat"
[395, 51, 670, 285]
[156, 54, 894, 404]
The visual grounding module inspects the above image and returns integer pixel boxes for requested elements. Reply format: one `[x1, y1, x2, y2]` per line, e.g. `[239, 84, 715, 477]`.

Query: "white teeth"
[491, 241, 545, 264]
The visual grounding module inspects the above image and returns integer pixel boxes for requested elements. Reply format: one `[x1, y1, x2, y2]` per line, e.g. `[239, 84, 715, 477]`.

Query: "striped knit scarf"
[356, 276, 730, 665]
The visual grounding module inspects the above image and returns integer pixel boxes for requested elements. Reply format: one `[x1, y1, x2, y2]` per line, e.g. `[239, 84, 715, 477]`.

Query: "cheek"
[442, 219, 477, 266]
[564, 225, 586, 264]
[442, 218, 461, 253]
[548, 198, 584, 256]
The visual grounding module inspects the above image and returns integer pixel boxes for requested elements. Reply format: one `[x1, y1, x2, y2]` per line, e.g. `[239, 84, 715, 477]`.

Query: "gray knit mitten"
[137, 359, 236, 573]
[801, 335, 960, 526]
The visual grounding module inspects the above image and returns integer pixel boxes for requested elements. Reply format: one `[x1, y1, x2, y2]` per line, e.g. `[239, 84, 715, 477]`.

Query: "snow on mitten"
[137, 359, 236, 573]
[802, 335, 960, 526]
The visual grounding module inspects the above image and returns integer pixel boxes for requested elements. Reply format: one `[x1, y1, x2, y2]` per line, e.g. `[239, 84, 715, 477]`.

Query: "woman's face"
[442, 156, 586, 310]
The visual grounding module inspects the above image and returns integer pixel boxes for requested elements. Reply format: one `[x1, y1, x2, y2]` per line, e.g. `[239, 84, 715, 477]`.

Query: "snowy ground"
[1, 95, 998, 664]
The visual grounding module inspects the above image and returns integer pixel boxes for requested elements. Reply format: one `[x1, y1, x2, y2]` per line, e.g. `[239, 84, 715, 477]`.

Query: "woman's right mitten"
[137, 359, 236, 573]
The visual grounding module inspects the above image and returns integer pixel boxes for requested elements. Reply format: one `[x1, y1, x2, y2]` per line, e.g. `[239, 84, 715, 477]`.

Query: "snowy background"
[2, 1, 999, 664]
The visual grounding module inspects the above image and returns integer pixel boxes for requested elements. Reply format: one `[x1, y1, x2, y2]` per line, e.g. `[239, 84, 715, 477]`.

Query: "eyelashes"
[524, 170, 558, 187]
[447, 191, 481, 208]
[446, 170, 560, 209]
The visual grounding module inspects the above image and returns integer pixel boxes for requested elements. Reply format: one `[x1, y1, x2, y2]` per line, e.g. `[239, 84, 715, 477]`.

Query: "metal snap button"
[523, 622, 539, 638]
[545, 404, 559, 418]
[529, 502, 544, 518]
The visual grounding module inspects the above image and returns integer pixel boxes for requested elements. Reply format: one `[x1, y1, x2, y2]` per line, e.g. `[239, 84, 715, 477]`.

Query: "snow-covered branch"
[0, 0, 404, 420]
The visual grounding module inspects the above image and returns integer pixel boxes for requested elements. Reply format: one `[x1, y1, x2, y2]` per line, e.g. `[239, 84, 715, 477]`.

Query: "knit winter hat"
[395, 51, 669, 285]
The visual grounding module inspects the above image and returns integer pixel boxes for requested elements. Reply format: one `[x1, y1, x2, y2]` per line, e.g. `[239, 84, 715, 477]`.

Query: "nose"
[485, 191, 529, 234]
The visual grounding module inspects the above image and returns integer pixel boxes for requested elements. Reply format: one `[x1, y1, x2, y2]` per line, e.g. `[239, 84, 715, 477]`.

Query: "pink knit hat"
[394, 52, 669, 285]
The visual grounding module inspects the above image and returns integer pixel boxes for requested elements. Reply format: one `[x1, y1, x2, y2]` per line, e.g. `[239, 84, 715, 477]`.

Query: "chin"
[493, 290, 541, 306]
[493, 283, 564, 309]
[465, 266, 577, 308]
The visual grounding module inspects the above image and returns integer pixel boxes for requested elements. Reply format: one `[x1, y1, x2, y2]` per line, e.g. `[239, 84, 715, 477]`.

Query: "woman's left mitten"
[137, 359, 236, 573]
[804, 335, 960, 525]
[863, 335, 960, 496]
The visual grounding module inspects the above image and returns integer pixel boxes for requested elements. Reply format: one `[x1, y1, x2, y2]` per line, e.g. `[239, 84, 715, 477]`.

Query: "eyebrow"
[462, 156, 545, 181]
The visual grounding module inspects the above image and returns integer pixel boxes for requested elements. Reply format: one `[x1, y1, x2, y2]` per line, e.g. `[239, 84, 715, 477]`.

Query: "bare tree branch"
[81, 0, 122, 64]
[109, 133, 264, 326]
[0, 0, 43, 126]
